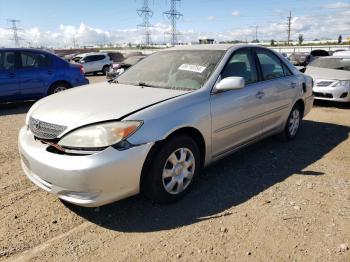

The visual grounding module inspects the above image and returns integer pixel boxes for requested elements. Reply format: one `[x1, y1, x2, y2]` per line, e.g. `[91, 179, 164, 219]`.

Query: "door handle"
[48, 70, 53, 75]
[290, 82, 297, 88]
[8, 73, 15, 78]
[255, 91, 265, 99]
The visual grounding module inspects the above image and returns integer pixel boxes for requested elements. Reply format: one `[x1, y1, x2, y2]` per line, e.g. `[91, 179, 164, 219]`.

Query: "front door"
[210, 48, 265, 159]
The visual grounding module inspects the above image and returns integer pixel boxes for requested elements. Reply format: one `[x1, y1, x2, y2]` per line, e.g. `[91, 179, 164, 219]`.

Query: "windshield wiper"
[136, 82, 154, 87]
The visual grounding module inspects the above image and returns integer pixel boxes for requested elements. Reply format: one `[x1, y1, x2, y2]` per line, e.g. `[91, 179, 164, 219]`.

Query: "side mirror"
[215, 77, 245, 91]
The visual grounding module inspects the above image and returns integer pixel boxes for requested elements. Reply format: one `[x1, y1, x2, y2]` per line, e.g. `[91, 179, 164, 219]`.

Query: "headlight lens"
[58, 121, 142, 149]
[335, 80, 350, 87]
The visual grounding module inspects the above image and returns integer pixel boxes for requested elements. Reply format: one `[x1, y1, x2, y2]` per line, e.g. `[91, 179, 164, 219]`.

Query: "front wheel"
[102, 65, 110, 75]
[278, 104, 302, 141]
[142, 135, 201, 204]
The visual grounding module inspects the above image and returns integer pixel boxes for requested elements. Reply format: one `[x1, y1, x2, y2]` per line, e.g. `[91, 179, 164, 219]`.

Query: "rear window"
[20, 52, 52, 68]
[309, 58, 350, 71]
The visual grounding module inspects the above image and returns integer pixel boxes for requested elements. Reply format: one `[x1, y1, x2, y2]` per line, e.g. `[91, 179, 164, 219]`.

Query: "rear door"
[0, 51, 19, 102]
[18, 51, 53, 98]
[210, 48, 266, 159]
[253, 48, 298, 135]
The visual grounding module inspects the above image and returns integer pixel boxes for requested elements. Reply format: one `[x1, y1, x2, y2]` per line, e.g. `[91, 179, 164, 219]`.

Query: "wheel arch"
[294, 99, 305, 118]
[139, 126, 206, 191]
[48, 80, 72, 95]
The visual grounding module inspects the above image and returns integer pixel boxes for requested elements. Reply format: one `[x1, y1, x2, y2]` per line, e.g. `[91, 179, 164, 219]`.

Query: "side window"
[221, 49, 258, 85]
[96, 55, 106, 61]
[21, 52, 51, 68]
[0, 51, 16, 71]
[256, 49, 284, 80]
[282, 63, 293, 76]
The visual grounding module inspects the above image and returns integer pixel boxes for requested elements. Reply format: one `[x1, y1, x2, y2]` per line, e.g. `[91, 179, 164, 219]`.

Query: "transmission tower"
[287, 11, 292, 45]
[7, 19, 23, 47]
[164, 0, 183, 46]
[137, 0, 153, 47]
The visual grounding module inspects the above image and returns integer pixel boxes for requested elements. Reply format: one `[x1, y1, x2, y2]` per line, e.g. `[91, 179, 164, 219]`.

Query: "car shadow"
[65, 120, 350, 232]
[0, 101, 34, 116]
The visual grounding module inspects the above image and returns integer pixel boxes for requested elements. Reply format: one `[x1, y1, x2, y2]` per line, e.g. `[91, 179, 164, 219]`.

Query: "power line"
[7, 19, 23, 47]
[164, 0, 183, 46]
[137, 0, 153, 47]
[287, 11, 292, 45]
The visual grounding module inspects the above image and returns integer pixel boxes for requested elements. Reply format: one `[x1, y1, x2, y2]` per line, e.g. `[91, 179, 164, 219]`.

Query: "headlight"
[58, 121, 142, 149]
[335, 80, 350, 87]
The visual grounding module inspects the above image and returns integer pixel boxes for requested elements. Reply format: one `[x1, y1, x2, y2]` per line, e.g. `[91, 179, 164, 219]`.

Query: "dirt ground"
[0, 78, 349, 261]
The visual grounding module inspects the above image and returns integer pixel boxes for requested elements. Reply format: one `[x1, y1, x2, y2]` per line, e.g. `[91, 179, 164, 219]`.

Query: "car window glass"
[21, 52, 51, 68]
[0, 51, 15, 70]
[221, 49, 258, 85]
[309, 58, 350, 71]
[256, 49, 285, 80]
[282, 63, 293, 76]
[117, 50, 224, 90]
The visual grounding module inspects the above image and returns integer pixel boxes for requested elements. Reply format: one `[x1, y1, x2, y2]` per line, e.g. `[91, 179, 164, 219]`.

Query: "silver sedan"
[19, 45, 314, 207]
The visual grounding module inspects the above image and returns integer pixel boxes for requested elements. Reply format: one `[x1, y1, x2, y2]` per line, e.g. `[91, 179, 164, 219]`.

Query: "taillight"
[79, 64, 85, 74]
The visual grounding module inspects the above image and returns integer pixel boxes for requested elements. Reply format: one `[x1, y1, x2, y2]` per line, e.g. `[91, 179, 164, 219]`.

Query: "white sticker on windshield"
[178, 64, 206, 73]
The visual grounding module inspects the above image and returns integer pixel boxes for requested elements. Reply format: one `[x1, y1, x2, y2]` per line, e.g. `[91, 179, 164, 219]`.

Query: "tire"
[102, 65, 110, 76]
[48, 82, 70, 95]
[278, 103, 302, 141]
[142, 135, 201, 204]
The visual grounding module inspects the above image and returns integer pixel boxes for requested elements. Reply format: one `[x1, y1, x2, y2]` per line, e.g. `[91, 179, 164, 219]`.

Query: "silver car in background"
[19, 45, 314, 207]
[306, 56, 350, 103]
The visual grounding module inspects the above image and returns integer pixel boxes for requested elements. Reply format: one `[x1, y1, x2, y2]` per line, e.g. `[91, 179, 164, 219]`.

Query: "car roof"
[0, 47, 54, 55]
[164, 44, 255, 51]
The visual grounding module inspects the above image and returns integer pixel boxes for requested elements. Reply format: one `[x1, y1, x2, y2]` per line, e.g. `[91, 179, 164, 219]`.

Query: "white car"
[73, 53, 112, 75]
[305, 56, 350, 103]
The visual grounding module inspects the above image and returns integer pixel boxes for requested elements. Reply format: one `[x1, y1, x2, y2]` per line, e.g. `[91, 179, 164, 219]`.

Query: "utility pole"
[287, 11, 292, 45]
[7, 19, 22, 47]
[255, 25, 259, 42]
[164, 0, 183, 46]
[137, 0, 153, 47]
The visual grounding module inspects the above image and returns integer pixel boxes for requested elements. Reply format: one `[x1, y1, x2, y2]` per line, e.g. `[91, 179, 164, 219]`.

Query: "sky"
[0, 0, 349, 47]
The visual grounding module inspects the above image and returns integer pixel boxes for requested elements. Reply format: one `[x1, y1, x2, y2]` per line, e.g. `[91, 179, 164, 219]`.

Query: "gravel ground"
[0, 80, 349, 261]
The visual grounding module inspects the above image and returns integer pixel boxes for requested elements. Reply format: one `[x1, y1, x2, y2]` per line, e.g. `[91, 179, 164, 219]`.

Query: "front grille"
[29, 117, 67, 140]
[316, 81, 334, 87]
[313, 92, 333, 99]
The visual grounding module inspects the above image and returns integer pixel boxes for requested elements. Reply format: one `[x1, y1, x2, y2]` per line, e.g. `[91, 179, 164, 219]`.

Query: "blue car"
[0, 48, 89, 102]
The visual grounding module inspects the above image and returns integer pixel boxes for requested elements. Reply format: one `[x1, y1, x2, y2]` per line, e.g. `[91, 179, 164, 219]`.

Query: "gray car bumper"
[18, 127, 153, 207]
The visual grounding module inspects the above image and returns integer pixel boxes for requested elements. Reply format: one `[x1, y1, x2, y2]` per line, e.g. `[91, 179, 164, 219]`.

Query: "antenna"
[7, 19, 23, 47]
[137, 0, 153, 47]
[287, 11, 292, 45]
[164, 0, 183, 46]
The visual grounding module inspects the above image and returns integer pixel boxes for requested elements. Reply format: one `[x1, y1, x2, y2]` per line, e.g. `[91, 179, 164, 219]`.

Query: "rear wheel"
[48, 82, 70, 95]
[142, 135, 200, 203]
[278, 104, 302, 141]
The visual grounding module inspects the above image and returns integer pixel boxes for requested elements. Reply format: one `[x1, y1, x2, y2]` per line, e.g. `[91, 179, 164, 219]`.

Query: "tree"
[338, 35, 342, 44]
[270, 39, 276, 46]
[298, 34, 304, 45]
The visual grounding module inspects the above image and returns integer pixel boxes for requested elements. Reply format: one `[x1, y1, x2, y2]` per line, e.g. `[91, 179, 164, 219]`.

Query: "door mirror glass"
[215, 77, 245, 91]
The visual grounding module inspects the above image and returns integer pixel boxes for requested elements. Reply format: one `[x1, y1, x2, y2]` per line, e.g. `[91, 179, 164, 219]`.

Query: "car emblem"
[33, 119, 41, 130]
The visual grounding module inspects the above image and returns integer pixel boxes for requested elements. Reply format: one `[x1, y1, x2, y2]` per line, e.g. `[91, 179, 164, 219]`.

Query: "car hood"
[28, 82, 190, 133]
[305, 66, 350, 80]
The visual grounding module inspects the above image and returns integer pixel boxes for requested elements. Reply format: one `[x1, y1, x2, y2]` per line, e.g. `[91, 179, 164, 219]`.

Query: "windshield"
[309, 58, 350, 71]
[117, 50, 225, 90]
[123, 56, 144, 65]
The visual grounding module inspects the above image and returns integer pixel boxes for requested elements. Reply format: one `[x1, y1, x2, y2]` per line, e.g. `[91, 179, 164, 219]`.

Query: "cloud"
[231, 11, 240, 17]
[207, 16, 216, 21]
[323, 2, 350, 9]
[0, 8, 349, 47]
